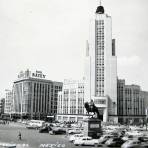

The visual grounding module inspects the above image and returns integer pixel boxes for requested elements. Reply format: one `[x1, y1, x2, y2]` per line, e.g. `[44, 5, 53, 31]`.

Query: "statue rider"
[89, 99, 95, 112]
[84, 99, 100, 119]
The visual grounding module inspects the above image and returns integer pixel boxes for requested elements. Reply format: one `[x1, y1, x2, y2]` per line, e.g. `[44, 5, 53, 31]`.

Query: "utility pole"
[146, 108, 148, 131]
[146, 117, 147, 131]
[99, 0, 102, 6]
[146, 120, 147, 131]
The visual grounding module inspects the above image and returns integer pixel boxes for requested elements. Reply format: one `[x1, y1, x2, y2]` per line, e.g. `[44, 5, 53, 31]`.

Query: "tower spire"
[100, 0, 101, 6]
[96, 0, 104, 14]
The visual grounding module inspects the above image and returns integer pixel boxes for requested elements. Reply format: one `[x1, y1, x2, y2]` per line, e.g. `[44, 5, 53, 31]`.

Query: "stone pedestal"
[83, 118, 102, 139]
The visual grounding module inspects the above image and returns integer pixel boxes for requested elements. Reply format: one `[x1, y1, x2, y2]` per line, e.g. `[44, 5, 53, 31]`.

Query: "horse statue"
[84, 99, 100, 119]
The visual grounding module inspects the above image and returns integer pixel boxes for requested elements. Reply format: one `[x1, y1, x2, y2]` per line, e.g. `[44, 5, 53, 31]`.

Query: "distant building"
[12, 69, 63, 119]
[4, 90, 13, 114]
[142, 91, 148, 118]
[57, 79, 86, 122]
[0, 98, 5, 115]
[117, 79, 148, 124]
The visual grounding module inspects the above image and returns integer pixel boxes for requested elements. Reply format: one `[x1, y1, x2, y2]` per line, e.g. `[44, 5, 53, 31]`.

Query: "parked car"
[126, 130, 143, 137]
[39, 126, 52, 133]
[109, 131, 119, 137]
[141, 142, 148, 148]
[26, 120, 45, 129]
[26, 125, 39, 129]
[98, 135, 114, 146]
[122, 135, 134, 141]
[138, 136, 148, 142]
[0, 142, 16, 148]
[121, 139, 141, 148]
[69, 134, 84, 142]
[74, 136, 99, 146]
[0, 120, 5, 124]
[105, 137, 124, 147]
[49, 127, 66, 135]
[68, 128, 81, 134]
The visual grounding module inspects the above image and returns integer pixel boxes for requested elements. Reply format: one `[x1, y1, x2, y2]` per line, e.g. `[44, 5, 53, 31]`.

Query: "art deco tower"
[84, 4, 117, 122]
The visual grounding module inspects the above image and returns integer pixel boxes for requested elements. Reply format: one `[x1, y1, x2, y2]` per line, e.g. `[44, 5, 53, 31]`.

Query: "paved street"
[0, 123, 99, 148]
[3, 123, 148, 148]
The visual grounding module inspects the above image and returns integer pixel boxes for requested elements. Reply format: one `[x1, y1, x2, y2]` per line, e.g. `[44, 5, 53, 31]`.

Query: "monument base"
[83, 118, 102, 139]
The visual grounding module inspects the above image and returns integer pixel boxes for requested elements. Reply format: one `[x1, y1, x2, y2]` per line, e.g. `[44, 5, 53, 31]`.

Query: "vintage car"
[69, 134, 84, 142]
[74, 136, 99, 146]
[105, 137, 124, 147]
[121, 139, 141, 148]
[49, 127, 66, 135]
[39, 126, 52, 133]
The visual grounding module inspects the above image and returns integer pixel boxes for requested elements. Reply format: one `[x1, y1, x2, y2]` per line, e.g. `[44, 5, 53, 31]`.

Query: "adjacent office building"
[57, 79, 85, 122]
[117, 79, 148, 124]
[0, 98, 5, 115]
[12, 69, 63, 119]
[84, 4, 117, 122]
[4, 90, 13, 114]
[142, 91, 148, 118]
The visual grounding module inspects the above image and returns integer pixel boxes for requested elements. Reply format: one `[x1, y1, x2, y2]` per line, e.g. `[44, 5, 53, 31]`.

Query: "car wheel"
[94, 143, 98, 147]
[49, 131, 53, 135]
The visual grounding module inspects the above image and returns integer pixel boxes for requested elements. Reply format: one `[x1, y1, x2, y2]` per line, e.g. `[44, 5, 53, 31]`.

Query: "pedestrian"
[18, 132, 22, 140]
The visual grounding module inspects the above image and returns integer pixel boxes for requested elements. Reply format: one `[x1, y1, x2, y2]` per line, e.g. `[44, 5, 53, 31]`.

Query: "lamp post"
[146, 117, 147, 131]
[145, 108, 148, 131]
[21, 101, 23, 121]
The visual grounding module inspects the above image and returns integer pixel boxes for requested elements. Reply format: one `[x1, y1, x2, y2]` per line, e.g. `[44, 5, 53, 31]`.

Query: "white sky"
[0, 0, 148, 97]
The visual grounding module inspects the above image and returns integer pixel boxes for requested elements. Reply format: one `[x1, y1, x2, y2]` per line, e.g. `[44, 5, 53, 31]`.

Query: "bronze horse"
[84, 100, 100, 119]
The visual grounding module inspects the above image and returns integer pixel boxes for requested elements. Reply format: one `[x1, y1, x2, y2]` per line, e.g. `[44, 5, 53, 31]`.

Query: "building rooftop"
[96, 5, 104, 14]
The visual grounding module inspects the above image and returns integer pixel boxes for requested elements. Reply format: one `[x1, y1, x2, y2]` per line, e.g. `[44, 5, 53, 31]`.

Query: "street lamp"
[145, 108, 148, 131]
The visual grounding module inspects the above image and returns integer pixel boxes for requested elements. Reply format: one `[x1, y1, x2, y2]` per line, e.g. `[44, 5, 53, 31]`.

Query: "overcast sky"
[0, 0, 148, 97]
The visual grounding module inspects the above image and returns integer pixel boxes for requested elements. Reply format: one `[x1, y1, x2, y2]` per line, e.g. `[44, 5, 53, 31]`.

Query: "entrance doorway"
[98, 109, 103, 121]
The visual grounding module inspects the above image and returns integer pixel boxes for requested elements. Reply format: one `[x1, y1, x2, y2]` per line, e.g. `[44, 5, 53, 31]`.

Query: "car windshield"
[127, 140, 139, 144]
[75, 135, 81, 137]
[113, 138, 120, 141]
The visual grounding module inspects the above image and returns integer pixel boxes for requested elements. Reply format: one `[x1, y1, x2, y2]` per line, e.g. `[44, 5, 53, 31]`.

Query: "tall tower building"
[85, 4, 117, 122]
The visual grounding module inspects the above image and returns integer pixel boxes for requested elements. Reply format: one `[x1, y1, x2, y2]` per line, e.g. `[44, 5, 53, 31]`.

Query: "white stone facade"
[4, 90, 13, 114]
[57, 79, 86, 122]
[84, 7, 117, 122]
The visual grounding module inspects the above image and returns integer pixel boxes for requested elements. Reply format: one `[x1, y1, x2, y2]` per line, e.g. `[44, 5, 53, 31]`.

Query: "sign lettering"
[90, 124, 100, 128]
[32, 72, 46, 79]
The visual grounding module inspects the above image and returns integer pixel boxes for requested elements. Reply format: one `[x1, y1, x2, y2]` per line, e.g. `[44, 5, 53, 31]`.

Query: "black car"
[105, 137, 125, 147]
[138, 136, 148, 142]
[39, 126, 52, 133]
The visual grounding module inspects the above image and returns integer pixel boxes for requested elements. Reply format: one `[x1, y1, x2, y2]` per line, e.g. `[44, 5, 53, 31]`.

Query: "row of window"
[96, 20, 104, 25]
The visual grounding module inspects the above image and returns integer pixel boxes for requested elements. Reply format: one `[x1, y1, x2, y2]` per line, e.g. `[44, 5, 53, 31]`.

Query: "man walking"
[18, 131, 22, 140]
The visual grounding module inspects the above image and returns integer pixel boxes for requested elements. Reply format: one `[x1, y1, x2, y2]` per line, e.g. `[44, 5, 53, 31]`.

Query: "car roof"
[82, 136, 92, 139]
[103, 135, 113, 137]
[74, 134, 83, 136]
[126, 139, 140, 143]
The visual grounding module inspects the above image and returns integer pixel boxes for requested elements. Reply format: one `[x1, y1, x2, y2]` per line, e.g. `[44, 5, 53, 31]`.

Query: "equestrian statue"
[84, 99, 100, 119]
